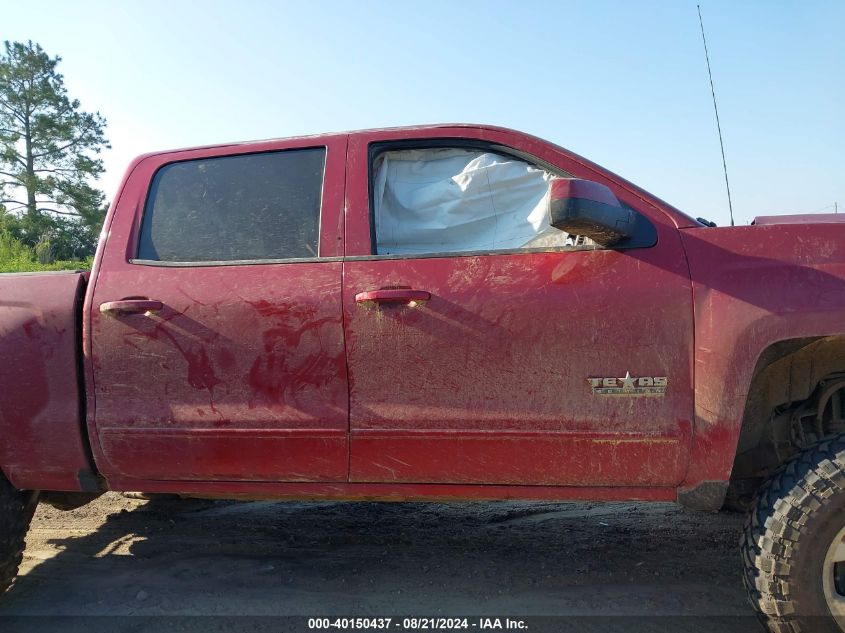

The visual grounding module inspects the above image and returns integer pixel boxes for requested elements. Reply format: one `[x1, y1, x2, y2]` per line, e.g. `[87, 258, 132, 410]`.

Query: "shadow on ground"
[0, 494, 760, 632]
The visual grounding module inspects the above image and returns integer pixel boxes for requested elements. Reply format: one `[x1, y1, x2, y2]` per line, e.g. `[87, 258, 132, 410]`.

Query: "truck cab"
[86, 125, 697, 497]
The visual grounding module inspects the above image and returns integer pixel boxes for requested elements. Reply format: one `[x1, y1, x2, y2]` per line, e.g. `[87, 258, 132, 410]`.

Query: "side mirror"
[549, 178, 634, 246]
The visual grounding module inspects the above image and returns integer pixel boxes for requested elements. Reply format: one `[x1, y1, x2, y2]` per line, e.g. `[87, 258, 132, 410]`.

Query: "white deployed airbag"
[373, 148, 567, 255]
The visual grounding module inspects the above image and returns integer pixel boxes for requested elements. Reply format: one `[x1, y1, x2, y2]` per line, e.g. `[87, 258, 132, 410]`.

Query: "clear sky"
[3, 0, 843, 227]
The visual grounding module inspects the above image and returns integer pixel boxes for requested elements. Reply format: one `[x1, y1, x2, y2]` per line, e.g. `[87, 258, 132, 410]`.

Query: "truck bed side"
[0, 271, 96, 490]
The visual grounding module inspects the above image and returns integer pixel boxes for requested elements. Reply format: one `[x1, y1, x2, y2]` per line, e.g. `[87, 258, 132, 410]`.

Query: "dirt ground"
[0, 493, 762, 632]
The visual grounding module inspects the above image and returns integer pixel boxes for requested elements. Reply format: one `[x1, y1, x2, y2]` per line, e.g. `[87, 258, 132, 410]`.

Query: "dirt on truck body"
[1, 124, 844, 632]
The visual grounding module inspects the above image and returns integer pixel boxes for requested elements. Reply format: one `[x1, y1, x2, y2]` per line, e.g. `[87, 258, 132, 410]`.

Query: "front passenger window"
[372, 147, 582, 256]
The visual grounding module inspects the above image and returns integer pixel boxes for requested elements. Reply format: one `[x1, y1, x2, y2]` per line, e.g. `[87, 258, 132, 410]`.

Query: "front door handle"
[99, 299, 164, 315]
[355, 289, 431, 306]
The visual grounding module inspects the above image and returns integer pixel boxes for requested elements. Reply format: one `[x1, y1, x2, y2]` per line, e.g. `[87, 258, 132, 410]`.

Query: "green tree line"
[1, 40, 108, 272]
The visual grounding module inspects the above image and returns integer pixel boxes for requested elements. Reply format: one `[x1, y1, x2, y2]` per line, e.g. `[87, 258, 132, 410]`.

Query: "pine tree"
[0, 40, 109, 260]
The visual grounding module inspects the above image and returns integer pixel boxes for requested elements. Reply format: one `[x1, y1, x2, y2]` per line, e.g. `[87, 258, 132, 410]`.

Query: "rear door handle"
[355, 289, 431, 305]
[99, 299, 163, 315]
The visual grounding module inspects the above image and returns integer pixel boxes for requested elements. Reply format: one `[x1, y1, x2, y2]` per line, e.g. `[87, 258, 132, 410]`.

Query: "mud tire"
[0, 472, 35, 594]
[742, 435, 845, 633]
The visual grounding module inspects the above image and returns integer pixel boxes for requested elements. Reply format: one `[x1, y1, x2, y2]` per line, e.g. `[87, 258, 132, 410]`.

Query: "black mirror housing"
[549, 178, 635, 246]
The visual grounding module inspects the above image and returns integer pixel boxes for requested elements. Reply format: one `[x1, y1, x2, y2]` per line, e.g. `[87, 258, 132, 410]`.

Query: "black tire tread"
[741, 435, 845, 633]
[0, 472, 33, 594]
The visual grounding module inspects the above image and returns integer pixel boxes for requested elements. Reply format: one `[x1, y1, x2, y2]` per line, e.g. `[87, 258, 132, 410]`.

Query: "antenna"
[697, 5, 735, 226]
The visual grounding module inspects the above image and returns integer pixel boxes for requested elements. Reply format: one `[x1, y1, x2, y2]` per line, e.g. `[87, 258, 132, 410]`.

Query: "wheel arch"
[679, 333, 845, 511]
[731, 335, 845, 482]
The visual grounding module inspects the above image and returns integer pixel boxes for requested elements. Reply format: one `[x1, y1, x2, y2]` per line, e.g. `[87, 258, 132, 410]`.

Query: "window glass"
[138, 148, 325, 262]
[373, 148, 575, 256]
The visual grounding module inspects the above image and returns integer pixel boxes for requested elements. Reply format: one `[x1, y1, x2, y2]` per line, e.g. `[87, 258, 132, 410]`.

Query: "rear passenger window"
[137, 148, 326, 262]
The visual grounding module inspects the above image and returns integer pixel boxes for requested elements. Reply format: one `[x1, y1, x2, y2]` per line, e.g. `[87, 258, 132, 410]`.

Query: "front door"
[342, 128, 694, 487]
[90, 136, 349, 483]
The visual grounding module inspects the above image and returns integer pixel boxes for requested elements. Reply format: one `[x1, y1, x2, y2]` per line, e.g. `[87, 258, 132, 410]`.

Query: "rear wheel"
[0, 472, 36, 594]
[742, 435, 845, 632]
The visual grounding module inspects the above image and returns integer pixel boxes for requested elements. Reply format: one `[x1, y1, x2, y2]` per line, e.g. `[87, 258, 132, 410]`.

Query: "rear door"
[342, 127, 695, 487]
[90, 135, 349, 483]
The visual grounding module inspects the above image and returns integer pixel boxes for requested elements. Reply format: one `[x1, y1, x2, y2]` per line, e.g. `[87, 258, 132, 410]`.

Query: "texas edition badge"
[587, 371, 667, 396]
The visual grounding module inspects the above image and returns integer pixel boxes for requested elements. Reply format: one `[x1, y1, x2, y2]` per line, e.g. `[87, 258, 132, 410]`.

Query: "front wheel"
[742, 435, 845, 632]
[0, 472, 36, 594]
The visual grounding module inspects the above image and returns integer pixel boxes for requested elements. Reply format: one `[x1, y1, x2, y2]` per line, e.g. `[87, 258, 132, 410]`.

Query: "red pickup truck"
[1, 124, 843, 631]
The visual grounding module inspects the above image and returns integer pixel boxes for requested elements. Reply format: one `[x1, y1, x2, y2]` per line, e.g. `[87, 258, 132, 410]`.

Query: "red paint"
[99, 429, 347, 482]
[0, 124, 841, 511]
[0, 272, 93, 490]
[349, 430, 688, 486]
[343, 126, 694, 487]
[102, 476, 678, 504]
[754, 213, 845, 225]
[87, 133, 350, 483]
[678, 222, 845, 490]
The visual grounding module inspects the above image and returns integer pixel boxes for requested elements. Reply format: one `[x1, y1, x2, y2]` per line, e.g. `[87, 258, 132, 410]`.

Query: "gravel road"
[0, 493, 762, 632]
